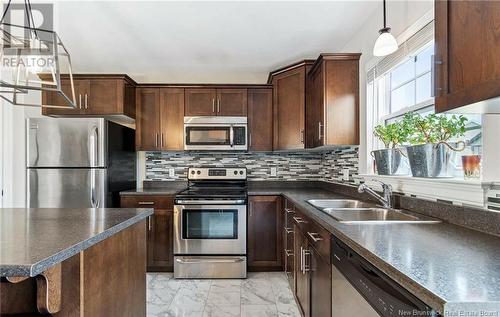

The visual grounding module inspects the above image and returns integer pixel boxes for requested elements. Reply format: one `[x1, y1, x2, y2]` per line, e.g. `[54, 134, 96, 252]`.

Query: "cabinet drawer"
[293, 208, 331, 261]
[120, 195, 174, 209]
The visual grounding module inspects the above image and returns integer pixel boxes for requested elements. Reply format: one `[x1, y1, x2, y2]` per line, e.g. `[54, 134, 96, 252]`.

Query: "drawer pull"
[138, 201, 155, 205]
[307, 232, 323, 242]
[285, 227, 294, 234]
[285, 249, 294, 257]
[293, 216, 307, 224]
[284, 208, 295, 214]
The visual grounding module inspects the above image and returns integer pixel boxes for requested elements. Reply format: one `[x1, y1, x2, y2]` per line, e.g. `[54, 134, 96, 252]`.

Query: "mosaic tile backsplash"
[145, 146, 360, 184]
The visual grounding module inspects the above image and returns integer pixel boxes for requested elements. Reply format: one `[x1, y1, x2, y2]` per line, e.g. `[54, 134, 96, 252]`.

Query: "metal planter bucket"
[406, 143, 458, 178]
[372, 148, 411, 176]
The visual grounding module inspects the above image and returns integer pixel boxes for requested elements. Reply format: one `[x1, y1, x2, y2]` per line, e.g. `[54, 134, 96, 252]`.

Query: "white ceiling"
[53, 1, 381, 83]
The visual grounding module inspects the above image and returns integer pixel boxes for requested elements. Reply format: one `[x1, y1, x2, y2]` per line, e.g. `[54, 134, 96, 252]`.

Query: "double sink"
[307, 199, 440, 224]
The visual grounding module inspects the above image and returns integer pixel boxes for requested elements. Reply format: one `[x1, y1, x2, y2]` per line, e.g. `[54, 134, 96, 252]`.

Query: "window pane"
[391, 81, 415, 112]
[391, 59, 415, 88]
[416, 72, 432, 103]
[416, 44, 434, 75]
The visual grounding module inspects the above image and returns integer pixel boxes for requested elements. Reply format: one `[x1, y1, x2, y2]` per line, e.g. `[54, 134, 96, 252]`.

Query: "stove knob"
[197, 170, 201, 175]
[234, 171, 238, 175]
[191, 170, 195, 175]
[239, 171, 244, 175]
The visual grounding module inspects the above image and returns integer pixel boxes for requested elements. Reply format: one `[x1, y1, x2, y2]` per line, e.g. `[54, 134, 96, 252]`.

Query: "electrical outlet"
[270, 167, 277, 176]
[169, 168, 175, 178]
[342, 169, 350, 181]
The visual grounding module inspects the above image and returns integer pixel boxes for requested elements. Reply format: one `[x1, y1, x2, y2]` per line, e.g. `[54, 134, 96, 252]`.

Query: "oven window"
[182, 209, 238, 239]
[186, 127, 231, 145]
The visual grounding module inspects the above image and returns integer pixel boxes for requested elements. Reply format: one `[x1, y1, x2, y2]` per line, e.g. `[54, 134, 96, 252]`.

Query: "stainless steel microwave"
[184, 116, 248, 151]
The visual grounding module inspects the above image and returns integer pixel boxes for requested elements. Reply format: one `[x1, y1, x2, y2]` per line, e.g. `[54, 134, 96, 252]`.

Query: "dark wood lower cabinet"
[120, 195, 174, 272]
[248, 196, 283, 271]
[310, 246, 332, 317]
[294, 227, 310, 317]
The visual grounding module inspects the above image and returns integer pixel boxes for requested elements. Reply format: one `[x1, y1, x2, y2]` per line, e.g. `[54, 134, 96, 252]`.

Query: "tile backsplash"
[145, 146, 360, 184]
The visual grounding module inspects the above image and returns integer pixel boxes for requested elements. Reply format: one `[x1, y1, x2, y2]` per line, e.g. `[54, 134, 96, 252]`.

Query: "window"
[367, 34, 482, 177]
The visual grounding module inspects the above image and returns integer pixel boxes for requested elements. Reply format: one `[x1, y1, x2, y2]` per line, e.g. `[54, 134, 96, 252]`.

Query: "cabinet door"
[86, 79, 121, 114]
[306, 65, 324, 148]
[216, 88, 247, 116]
[435, 0, 500, 112]
[273, 67, 306, 150]
[136, 88, 160, 151]
[248, 196, 283, 271]
[148, 209, 174, 271]
[185, 88, 217, 116]
[42, 79, 85, 115]
[248, 88, 273, 151]
[310, 247, 331, 317]
[159, 88, 185, 151]
[294, 227, 310, 317]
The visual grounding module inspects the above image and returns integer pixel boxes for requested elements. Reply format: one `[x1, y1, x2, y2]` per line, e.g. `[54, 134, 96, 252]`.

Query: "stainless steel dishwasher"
[331, 237, 439, 317]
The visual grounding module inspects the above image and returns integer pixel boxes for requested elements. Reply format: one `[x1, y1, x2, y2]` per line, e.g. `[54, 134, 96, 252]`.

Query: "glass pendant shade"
[373, 29, 398, 57]
[0, 23, 77, 108]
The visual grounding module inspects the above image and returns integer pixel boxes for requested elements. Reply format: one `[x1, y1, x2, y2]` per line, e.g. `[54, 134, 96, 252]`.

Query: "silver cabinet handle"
[217, 99, 220, 113]
[78, 94, 82, 109]
[300, 247, 304, 273]
[293, 216, 306, 224]
[285, 227, 293, 234]
[284, 208, 295, 214]
[303, 249, 311, 272]
[300, 129, 304, 144]
[138, 201, 155, 205]
[161, 133, 164, 148]
[307, 232, 323, 242]
[249, 132, 252, 147]
[155, 133, 158, 148]
[431, 55, 443, 97]
[148, 216, 152, 231]
[318, 122, 323, 140]
[285, 249, 294, 257]
[85, 94, 88, 109]
[212, 98, 215, 113]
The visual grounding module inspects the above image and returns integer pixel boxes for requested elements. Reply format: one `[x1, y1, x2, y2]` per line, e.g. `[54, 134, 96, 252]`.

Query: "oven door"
[174, 204, 247, 255]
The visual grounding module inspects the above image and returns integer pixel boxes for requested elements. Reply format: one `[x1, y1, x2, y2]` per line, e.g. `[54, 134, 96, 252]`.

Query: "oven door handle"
[176, 258, 244, 264]
[175, 199, 246, 205]
[229, 125, 234, 147]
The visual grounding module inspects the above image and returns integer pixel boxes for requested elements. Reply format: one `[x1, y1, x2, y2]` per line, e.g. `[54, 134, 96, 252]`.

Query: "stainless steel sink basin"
[307, 199, 377, 210]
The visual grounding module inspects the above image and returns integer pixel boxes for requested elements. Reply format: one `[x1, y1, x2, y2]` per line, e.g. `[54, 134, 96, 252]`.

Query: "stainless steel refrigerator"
[26, 118, 136, 208]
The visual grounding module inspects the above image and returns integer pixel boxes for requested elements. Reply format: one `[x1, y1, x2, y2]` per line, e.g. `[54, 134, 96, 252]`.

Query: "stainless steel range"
[174, 167, 247, 278]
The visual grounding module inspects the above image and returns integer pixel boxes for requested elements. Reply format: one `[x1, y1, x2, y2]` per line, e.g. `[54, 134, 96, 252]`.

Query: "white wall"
[1, 92, 43, 208]
[340, 0, 433, 174]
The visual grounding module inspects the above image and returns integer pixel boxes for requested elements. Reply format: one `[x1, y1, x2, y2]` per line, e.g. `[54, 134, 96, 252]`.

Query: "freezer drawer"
[27, 118, 106, 167]
[28, 169, 107, 208]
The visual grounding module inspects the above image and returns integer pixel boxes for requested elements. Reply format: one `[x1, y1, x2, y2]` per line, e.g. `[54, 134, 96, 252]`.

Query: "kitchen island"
[0, 208, 153, 316]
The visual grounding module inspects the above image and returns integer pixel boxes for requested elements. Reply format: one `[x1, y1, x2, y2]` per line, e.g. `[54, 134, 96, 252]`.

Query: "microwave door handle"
[230, 125, 234, 147]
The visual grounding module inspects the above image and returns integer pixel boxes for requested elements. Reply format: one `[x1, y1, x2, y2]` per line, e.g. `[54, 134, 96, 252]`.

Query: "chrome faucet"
[358, 181, 393, 209]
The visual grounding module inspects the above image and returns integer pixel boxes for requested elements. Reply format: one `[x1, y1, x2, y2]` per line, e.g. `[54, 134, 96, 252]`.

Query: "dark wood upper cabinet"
[217, 89, 247, 116]
[248, 196, 283, 271]
[185, 88, 217, 116]
[270, 61, 314, 150]
[306, 54, 360, 147]
[120, 195, 175, 272]
[160, 88, 185, 151]
[42, 75, 136, 121]
[248, 88, 273, 151]
[136, 88, 161, 151]
[435, 0, 500, 113]
[136, 88, 185, 151]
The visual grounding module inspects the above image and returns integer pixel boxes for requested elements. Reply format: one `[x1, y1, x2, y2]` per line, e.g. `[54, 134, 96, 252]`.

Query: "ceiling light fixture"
[0, 0, 76, 108]
[373, 0, 398, 57]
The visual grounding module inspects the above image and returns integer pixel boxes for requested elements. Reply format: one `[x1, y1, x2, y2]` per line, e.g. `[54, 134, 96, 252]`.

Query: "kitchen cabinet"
[293, 207, 332, 317]
[306, 54, 360, 147]
[185, 88, 247, 116]
[248, 196, 283, 271]
[136, 88, 185, 151]
[120, 195, 175, 272]
[248, 88, 273, 151]
[269, 61, 314, 150]
[435, 0, 500, 113]
[42, 75, 136, 121]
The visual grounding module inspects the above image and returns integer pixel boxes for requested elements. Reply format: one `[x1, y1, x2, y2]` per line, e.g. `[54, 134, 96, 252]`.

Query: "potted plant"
[403, 112, 468, 178]
[372, 121, 412, 175]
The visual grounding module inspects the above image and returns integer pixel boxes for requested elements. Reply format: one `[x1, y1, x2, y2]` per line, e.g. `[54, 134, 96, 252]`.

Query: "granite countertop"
[249, 185, 500, 315]
[120, 182, 187, 196]
[0, 208, 153, 277]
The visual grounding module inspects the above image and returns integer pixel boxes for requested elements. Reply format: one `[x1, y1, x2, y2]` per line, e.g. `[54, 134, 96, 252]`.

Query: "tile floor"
[147, 272, 301, 317]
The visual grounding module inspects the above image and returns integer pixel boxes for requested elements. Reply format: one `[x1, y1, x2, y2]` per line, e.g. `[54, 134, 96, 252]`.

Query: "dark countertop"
[0, 208, 153, 277]
[120, 182, 187, 196]
[249, 185, 500, 315]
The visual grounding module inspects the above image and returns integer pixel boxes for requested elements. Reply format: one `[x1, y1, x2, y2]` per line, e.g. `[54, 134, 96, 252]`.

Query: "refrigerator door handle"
[89, 126, 99, 167]
[90, 169, 97, 208]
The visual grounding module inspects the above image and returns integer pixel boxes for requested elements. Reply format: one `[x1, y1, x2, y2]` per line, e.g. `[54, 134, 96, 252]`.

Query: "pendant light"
[373, 0, 398, 57]
[0, 0, 77, 108]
